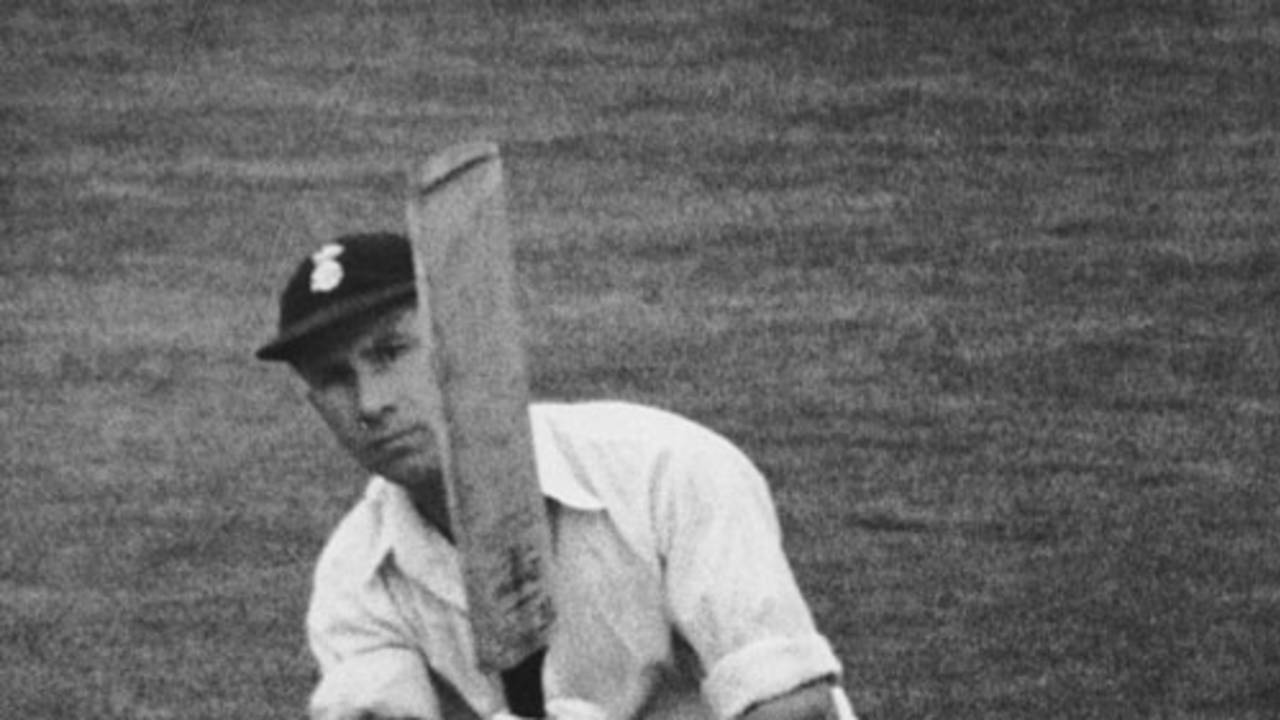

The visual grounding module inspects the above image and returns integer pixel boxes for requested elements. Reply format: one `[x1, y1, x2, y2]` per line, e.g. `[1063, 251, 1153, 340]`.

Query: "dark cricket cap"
[255, 232, 416, 362]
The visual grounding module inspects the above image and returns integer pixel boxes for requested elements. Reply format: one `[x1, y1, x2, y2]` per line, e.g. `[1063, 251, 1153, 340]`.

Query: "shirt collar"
[365, 450, 605, 606]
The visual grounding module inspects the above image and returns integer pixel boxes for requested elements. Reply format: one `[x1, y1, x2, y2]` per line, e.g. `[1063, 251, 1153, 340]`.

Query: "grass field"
[4, 1, 1280, 717]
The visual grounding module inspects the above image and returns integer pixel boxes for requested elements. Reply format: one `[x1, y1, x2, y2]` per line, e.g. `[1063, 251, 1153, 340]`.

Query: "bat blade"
[405, 141, 555, 673]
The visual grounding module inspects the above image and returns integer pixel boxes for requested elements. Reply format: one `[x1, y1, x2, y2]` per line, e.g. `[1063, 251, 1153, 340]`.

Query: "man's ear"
[287, 354, 332, 398]
[292, 369, 330, 419]
[302, 383, 350, 446]
[286, 363, 316, 401]
[303, 385, 321, 412]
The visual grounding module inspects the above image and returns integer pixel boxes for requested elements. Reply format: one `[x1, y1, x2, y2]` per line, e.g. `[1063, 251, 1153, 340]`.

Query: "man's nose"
[355, 368, 395, 426]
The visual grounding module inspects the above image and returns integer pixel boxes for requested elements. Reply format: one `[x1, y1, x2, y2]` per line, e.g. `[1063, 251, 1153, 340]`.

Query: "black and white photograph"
[3, 1, 1278, 718]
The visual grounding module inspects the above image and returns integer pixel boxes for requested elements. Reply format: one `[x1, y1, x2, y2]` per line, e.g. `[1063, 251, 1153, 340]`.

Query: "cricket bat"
[405, 142, 555, 690]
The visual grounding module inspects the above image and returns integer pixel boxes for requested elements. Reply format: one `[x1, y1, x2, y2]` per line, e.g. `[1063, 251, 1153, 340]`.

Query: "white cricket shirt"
[307, 401, 852, 720]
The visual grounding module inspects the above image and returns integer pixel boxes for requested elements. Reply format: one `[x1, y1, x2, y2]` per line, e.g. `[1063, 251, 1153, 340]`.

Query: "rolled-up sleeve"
[654, 430, 843, 720]
[310, 649, 439, 720]
[308, 554, 440, 720]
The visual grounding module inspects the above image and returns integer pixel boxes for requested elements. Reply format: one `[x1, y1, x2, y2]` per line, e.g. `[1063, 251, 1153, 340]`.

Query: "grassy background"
[4, 0, 1280, 717]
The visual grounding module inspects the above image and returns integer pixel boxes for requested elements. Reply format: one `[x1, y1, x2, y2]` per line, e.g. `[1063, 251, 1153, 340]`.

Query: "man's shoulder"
[313, 479, 388, 588]
[530, 399, 716, 446]
[530, 401, 746, 476]
[528, 399, 751, 504]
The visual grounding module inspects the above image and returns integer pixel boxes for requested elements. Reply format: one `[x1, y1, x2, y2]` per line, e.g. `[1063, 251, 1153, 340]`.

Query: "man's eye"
[370, 341, 409, 365]
[309, 365, 352, 389]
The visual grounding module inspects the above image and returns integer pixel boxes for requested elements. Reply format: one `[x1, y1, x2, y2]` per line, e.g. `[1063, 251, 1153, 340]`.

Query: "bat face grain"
[406, 142, 556, 673]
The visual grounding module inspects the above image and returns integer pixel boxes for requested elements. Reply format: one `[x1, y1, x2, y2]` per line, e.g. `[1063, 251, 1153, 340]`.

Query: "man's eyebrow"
[365, 329, 408, 347]
[303, 355, 348, 378]
[378, 324, 421, 344]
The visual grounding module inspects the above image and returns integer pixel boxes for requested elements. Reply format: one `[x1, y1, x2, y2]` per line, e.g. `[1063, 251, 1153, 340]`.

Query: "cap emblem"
[310, 244, 345, 293]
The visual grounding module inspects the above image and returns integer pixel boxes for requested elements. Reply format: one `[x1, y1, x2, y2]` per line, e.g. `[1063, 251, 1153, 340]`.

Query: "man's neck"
[413, 498, 452, 544]
[403, 471, 454, 544]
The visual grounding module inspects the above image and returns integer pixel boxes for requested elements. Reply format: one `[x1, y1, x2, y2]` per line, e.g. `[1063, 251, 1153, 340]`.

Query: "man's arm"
[740, 680, 843, 720]
[651, 423, 854, 720]
[307, 499, 444, 720]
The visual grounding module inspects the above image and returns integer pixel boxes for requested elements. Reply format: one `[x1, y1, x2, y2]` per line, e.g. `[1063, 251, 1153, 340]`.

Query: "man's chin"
[377, 460, 444, 494]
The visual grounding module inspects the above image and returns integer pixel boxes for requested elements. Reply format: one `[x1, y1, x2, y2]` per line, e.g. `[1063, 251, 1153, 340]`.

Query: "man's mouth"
[368, 428, 420, 456]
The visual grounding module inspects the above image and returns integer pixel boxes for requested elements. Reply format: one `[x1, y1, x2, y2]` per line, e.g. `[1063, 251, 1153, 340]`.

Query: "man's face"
[293, 303, 445, 501]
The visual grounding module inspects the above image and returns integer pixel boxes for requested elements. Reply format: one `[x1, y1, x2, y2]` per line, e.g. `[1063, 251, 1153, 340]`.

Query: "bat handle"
[545, 699, 608, 720]
[493, 698, 608, 720]
[500, 648, 547, 718]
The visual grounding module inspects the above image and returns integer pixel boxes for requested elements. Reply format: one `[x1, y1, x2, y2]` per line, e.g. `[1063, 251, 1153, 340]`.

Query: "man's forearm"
[739, 680, 843, 720]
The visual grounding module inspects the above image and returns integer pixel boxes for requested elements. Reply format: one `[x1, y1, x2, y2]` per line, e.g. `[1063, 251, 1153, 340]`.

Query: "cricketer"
[255, 231, 858, 720]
